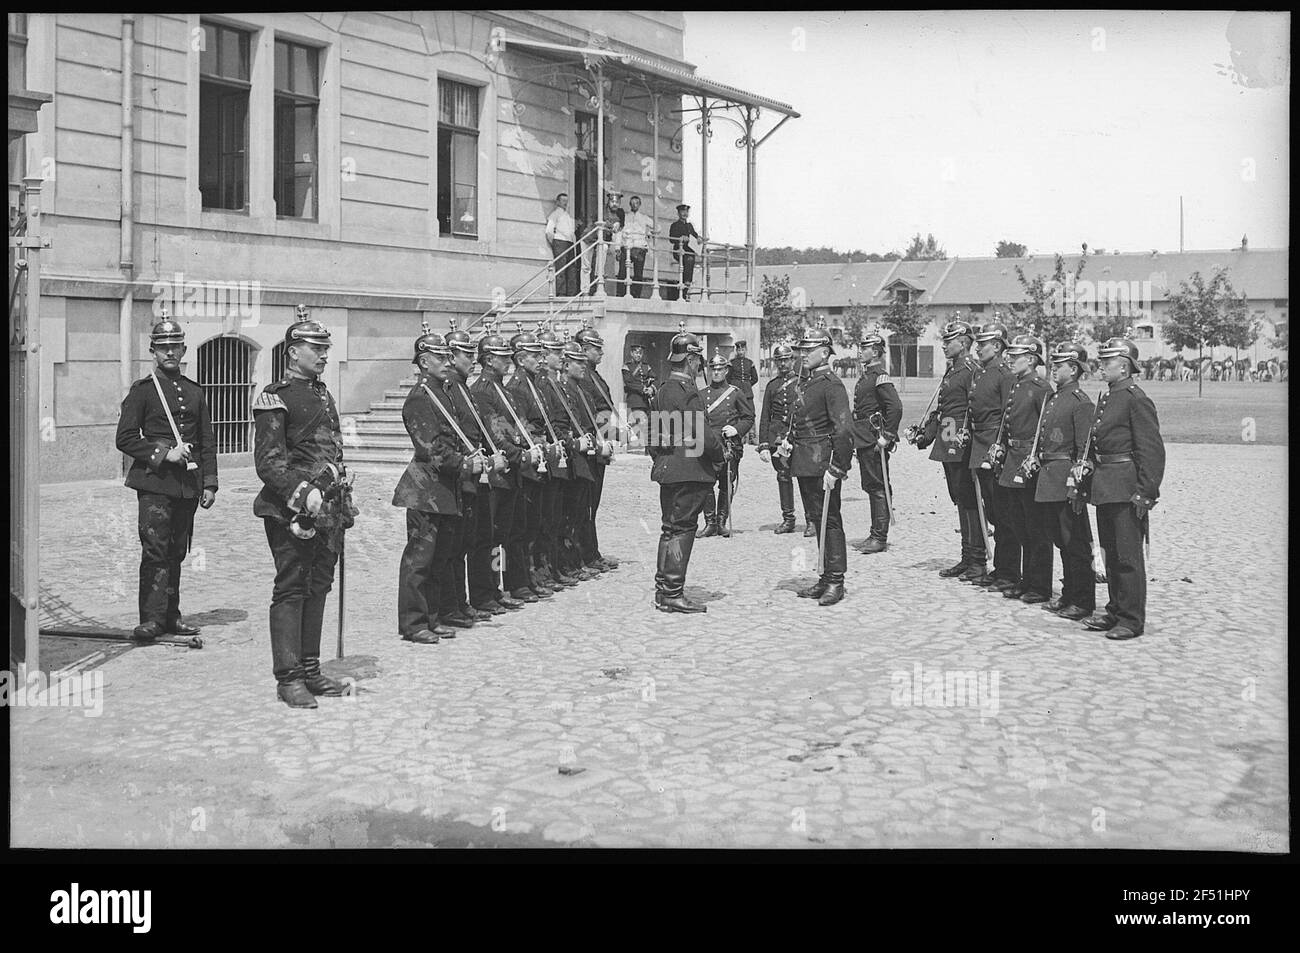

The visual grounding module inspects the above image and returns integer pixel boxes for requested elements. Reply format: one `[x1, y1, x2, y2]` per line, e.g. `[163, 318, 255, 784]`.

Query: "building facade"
[17, 11, 785, 479]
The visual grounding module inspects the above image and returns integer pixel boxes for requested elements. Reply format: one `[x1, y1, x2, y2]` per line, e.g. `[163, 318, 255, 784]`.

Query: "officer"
[557, 340, 602, 578]
[1075, 337, 1165, 640]
[470, 325, 528, 613]
[697, 352, 755, 538]
[930, 321, 982, 578]
[791, 322, 854, 606]
[252, 310, 351, 709]
[757, 342, 800, 533]
[850, 332, 902, 553]
[392, 327, 482, 644]
[574, 326, 620, 572]
[622, 342, 656, 447]
[1034, 342, 1097, 621]
[995, 334, 1053, 603]
[114, 313, 217, 641]
[506, 326, 557, 600]
[437, 321, 502, 626]
[648, 327, 723, 612]
[967, 320, 1021, 589]
[537, 327, 583, 586]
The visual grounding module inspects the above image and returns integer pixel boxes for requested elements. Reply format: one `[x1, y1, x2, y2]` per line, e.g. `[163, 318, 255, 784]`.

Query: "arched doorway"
[196, 336, 257, 453]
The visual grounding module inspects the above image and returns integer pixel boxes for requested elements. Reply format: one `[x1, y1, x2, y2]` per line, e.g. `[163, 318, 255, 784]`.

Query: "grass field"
[754, 376, 1288, 446]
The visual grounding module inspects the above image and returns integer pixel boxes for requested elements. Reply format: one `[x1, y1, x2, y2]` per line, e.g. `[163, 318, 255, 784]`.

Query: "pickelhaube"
[707, 353, 730, 370]
[859, 331, 886, 351]
[477, 318, 513, 360]
[574, 326, 605, 349]
[795, 318, 834, 352]
[1050, 341, 1089, 373]
[511, 325, 544, 354]
[1097, 336, 1140, 372]
[560, 340, 587, 362]
[772, 342, 795, 360]
[446, 316, 476, 355]
[1006, 333, 1045, 362]
[537, 327, 565, 351]
[940, 320, 974, 342]
[149, 309, 185, 346]
[412, 320, 452, 362]
[285, 304, 332, 348]
[973, 321, 1009, 345]
[667, 321, 703, 363]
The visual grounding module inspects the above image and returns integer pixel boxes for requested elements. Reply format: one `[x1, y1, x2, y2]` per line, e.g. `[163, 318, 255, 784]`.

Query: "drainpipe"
[119, 14, 136, 396]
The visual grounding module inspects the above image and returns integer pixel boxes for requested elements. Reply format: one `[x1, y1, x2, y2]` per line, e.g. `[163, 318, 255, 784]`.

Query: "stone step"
[369, 401, 405, 412]
[345, 448, 409, 466]
[344, 434, 411, 449]
[352, 419, 407, 434]
[383, 388, 415, 400]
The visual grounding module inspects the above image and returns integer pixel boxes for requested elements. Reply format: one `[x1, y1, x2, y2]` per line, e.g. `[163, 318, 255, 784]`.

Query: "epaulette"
[875, 373, 894, 388]
[252, 388, 289, 413]
[1072, 389, 1088, 401]
[264, 378, 291, 392]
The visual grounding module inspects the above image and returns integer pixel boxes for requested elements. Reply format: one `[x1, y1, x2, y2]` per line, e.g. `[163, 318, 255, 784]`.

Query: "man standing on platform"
[668, 203, 701, 301]
[622, 195, 655, 298]
[545, 192, 580, 298]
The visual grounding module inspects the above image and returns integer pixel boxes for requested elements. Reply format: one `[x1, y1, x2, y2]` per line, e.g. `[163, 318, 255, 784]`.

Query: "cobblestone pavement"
[11, 442, 1287, 850]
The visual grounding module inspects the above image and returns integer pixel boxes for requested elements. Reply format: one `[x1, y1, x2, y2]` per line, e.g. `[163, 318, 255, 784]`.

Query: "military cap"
[537, 328, 565, 351]
[560, 341, 587, 362]
[1097, 336, 1140, 372]
[477, 330, 513, 360]
[734, 340, 748, 349]
[1006, 334, 1045, 362]
[675, 203, 691, 212]
[973, 321, 1009, 345]
[413, 329, 451, 362]
[511, 330, 544, 354]
[284, 304, 332, 348]
[940, 320, 974, 343]
[795, 322, 835, 352]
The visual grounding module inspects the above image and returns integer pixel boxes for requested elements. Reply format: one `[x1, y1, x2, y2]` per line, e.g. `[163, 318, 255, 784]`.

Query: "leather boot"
[777, 475, 796, 530]
[962, 507, 987, 572]
[277, 679, 317, 709]
[803, 523, 816, 537]
[774, 519, 796, 534]
[132, 622, 163, 642]
[696, 519, 720, 539]
[654, 537, 670, 600]
[857, 491, 889, 553]
[302, 656, 349, 696]
[818, 575, 846, 606]
[656, 534, 707, 613]
[797, 580, 829, 599]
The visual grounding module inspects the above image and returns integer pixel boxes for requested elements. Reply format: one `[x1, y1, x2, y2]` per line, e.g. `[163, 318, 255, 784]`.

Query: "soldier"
[697, 353, 755, 538]
[1034, 342, 1097, 621]
[252, 311, 352, 709]
[850, 332, 902, 553]
[1075, 337, 1166, 640]
[995, 334, 1054, 603]
[556, 340, 602, 578]
[392, 327, 482, 644]
[727, 340, 760, 396]
[648, 327, 723, 612]
[574, 326, 620, 572]
[114, 314, 217, 642]
[469, 326, 530, 613]
[757, 342, 800, 534]
[537, 327, 583, 586]
[791, 323, 854, 606]
[437, 322, 504, 626]
[622, 342, 656, 447]
[506, 326, 558, 600]
[967, 320, 1021, 589]
[929, 321, 982, 578]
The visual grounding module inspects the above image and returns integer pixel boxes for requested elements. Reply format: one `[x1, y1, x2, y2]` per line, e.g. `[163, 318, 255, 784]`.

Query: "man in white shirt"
[621, 195, 656, 298]
[545, 193, 579, 297]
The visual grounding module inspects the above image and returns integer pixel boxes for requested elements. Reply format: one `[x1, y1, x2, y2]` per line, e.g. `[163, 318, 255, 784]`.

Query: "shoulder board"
[1072, 390, 1089, 401]
[252, 390, 289, 413]
[264, 379, 291, 392]
[875, 373, 893, 388]
[131, 376, 153, 389]
[1130, 384, 1149, 399]
[622, 364, 631, 371]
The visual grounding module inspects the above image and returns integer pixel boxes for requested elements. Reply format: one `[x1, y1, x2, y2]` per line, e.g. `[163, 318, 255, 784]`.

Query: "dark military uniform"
[115, 370, 217, 632]
[1034, 379, 1096, 614]
[440, 365, 495, 623]
[757, 369, 799, 525]
[850, 359, 902, 546]
[968, 355, 1020, 584]
[649, 366, 724, 606]
[930, 353, 982, 567]
[469, 365, 526, 609]
[699, 379, 755, 531]
[622, 355, 655, 445]
[528, 361, 575, 585]
[392, 372, 473, 639]
[995, 371, 1053, 598]
[505, 359, 554, 599]
[1086, 377, 1166, 635]
[557, 370, 600, 573]
[791, 363, 854, 587]
[578, 362, 617, 563]
[727, 354, 759, 395]
[252, 371, 345, 687]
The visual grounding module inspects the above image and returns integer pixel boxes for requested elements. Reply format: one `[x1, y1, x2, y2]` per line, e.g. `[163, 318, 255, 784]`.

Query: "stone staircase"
[344, 378, 418, 467]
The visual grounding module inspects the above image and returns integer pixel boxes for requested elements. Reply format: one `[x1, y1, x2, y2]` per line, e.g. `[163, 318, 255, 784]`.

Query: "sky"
[679, 11, 1290, 258]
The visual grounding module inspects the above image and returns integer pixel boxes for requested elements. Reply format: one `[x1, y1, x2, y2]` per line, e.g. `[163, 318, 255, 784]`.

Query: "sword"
[816, 480, 831, 575]
[492, 380, 546, 474]
[422, 383, 488, 483]
[454, 380, 507, 470]
[523, 372, 567, 470]
[971, 473, 993, 566]
[151, 371, 198, 471]
[869, 411, 896, 526]
[337, 537, 346, 659]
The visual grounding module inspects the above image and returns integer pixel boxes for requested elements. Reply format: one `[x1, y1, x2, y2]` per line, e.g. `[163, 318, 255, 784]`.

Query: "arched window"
[196, 336, 257, 453]
[271, 341, 289, 382]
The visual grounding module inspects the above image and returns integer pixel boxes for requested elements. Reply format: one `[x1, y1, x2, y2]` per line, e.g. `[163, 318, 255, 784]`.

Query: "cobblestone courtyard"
[11, 441, 1288, 850]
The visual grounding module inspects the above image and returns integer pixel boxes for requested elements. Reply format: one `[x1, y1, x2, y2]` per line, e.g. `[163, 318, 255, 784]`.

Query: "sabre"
[523, 373, 567, 471]
[971, 472, 993, 563]
[903, 378, 944, 445]
[492, 380, 546, 475]
[869, 412, 897, 526]
[1012, 391, 1051, 485]
[815, 478, 831, 575]
[337, 530, 346, 659]
[453, 380, 508, 472]
[547, 375, 597, 456]
[423, 383, 488, 483]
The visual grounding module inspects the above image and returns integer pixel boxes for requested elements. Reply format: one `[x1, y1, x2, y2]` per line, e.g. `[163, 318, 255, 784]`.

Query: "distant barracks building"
[748, 247, 1288, 376]
[11, 11, 798, 480]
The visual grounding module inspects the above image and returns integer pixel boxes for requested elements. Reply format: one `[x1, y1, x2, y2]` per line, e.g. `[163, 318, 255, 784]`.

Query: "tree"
[1013, 252, 1087, 349]
[1091, 312, 1132, 344]
[879, 295, 929, 379]
[903, 233, 947, 261]
[754, 246, 902, 265]
[756, 273, 806, 349]
[1162, 268, 1243, 397]
[1218, 290, 1259, 369]
[995, 240, 1027, 258]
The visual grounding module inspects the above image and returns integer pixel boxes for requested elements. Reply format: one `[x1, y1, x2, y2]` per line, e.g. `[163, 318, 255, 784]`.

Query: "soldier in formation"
[849, 332, 902, 553]
[115, 313, 217, 642]
[965, 320, 1020, 589]
[756, 342, 801, 534]
[927, 321, 983, 578]
[697, 352, 755, 538]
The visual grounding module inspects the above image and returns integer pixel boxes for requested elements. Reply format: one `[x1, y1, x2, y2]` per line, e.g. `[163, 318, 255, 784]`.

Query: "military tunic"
[850, 360, 902, 493]
[505, 365, 554, 593]
[967, 356, 1019, 579]
[1086, 377, 1166, 634]
[252, 372, 346, 684]
[441, 367, 492, 618]
[790, 364, 853, 579]
[994, 372, 1053, 596]
[758, 371, 799, 522]
[115, 371, 218, 629]
[579, 365, 616, 562]
[700, 380, 755, 527]
[1033, 379, 1096, 612]
[469, 366, 526, 605]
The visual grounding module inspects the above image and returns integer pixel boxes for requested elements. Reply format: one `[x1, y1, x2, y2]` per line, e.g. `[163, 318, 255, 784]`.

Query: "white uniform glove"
[759, 449, 772, 464]
[722, 424, 738, 438]
[305, 488, 324, 516]
[822, 471, 840, 492]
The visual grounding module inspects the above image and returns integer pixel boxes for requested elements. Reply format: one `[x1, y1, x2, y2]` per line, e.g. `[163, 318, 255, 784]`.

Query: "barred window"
[274, 39, 320, 219]
[437, 79, 479, 237]
[197, 337, 257, 453]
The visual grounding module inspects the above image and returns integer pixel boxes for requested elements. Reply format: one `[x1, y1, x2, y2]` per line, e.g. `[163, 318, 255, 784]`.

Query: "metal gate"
[196, 336, 256, 453]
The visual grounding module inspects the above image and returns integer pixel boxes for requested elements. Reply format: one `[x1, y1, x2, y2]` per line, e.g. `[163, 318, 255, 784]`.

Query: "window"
[437, 79, 479, 237]
[892, 288, 911, 306]
[1273, 299, 1288, 309]
[969, 303, 985, 313]
[827, 306, 844, 316]
[9, 13, 28, 91]
[270, 341, 289, 382]
[573, 111, 613, 235]
[197, 337, 257, 453]
[1134, 325, 1154, 340]
[199, 22, 251, 210]
[274, 39, 319, 219]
